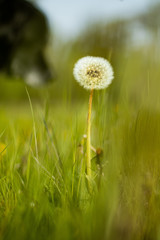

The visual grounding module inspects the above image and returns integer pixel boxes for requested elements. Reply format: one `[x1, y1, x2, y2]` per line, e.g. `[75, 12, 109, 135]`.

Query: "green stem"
[86, 89, 94, 180]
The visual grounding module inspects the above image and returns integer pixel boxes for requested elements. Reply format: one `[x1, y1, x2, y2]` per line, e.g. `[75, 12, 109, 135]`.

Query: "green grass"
[1, 47, 160, 240]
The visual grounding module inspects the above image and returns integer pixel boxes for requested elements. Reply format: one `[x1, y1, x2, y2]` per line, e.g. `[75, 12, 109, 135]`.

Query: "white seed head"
[73, 56, 114, 90]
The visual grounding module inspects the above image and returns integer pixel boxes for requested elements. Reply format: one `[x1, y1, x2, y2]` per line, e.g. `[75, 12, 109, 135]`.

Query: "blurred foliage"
[0, 3, 158, 105]
[139, 3, 160, 33]
[1, 2, 160, 106]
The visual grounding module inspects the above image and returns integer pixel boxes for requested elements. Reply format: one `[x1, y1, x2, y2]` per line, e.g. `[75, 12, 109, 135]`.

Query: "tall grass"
[0, 47, 160, 240]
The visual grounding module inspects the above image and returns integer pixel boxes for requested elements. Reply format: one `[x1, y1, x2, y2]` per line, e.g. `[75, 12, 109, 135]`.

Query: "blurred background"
[0, 0, 160, 108]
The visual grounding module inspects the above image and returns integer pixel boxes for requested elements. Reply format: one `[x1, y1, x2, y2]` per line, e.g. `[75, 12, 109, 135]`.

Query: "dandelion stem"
[86, 88, 94, 181]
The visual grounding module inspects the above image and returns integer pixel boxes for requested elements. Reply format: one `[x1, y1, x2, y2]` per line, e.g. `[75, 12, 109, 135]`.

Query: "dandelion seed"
[73, 56, 114, 193]
[73, 56, 114, 90]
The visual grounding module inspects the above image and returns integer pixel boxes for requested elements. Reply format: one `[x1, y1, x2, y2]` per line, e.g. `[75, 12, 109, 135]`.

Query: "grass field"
[0, 46, 160, 240]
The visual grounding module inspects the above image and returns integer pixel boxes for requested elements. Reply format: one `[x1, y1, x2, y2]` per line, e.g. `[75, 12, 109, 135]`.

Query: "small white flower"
[73, 56, 114, 90]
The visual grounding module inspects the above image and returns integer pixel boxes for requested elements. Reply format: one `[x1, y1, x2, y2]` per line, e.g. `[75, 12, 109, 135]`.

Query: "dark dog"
[0, 0, 53, 86]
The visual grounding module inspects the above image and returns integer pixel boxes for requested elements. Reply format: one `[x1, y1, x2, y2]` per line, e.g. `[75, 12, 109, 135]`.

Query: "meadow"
[0, 10, 160, 240]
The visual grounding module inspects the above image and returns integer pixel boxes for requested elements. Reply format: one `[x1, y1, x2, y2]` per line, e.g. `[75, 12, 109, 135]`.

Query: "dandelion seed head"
[73, 56, 114, 90]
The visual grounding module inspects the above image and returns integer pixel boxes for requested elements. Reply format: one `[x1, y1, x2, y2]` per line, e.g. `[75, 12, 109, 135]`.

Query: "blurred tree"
[71, 20, 128, 64]
[139, 3, 160, 33]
